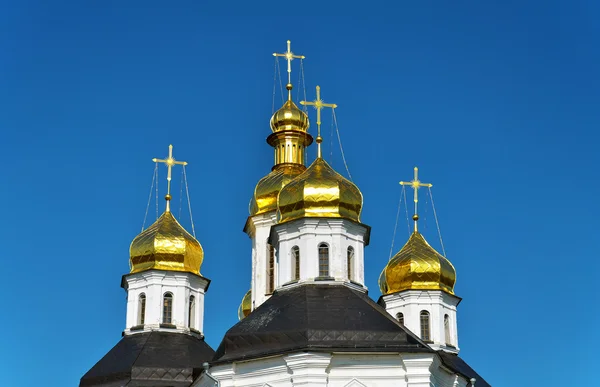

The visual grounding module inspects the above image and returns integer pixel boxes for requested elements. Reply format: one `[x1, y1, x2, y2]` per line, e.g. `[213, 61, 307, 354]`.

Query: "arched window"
[347, 246, 354, 280]
[163, 293, 173, 324]
[444, 314, 451, 345]
[396, 312, 404, 325]
[420, 310, 431, 341]
[138, 294, 146, 325]
[292, 246, 300, 280]
[189, 295, 196, 329]
[267, 243, 275, 294]
[318, 243, 329, 277]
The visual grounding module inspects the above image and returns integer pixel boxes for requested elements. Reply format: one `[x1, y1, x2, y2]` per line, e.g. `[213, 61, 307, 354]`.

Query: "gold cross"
[300, 85, 337, 158]
[152, 144, 188, 212]
[400, 167, 432, 232]
[273, 40, 305, 85]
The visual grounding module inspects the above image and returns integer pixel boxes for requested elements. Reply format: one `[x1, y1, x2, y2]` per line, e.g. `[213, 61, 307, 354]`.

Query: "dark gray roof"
[212, 283, 433, 364]
[437, 351, 492, 387]
[80, 331, 215, 387]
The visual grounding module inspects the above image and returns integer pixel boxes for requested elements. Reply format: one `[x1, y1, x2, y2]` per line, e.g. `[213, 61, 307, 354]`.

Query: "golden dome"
[250, 164, 305, 216]
[130, 211, 204, 275]
[379, 231, 456, 295]
[277, 157, 363, 224]
[270, 86, 310, 133]
[237, 289, 251, 320]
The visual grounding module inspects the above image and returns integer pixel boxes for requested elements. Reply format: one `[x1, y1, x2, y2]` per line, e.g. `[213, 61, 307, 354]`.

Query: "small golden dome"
[130, 211, 204, 275]
[379, 232, 456, 295]
[270, 86, 310, 133]
[277, 158, 363, 224]
[237, 289, 251, 320]
[250, 164, 305, 216]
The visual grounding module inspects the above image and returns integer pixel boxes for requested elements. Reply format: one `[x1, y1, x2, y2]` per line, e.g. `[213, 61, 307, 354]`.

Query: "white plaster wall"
[270, 218, 368, 288]
[195, 351, 466, 387]
[381, 290, 460, 353]
[122, 270, 209, 335]
[246, 212, 278, 310]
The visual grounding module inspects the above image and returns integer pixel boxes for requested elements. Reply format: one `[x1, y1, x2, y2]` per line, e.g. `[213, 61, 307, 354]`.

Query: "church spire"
[301, 85, 337, 159]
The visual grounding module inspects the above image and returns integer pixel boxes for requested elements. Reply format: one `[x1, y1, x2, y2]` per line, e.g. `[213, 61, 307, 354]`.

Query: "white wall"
[122, 270, 209, 335]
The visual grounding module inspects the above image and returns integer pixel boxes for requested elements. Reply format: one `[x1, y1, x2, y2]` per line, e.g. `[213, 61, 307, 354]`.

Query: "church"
[80, 41, 491, 387]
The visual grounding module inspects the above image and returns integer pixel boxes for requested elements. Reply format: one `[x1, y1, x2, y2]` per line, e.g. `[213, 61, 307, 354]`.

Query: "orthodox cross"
[400, 167, 432, 232]
[153, 144, 188, 212]
[273, 40, 305, 85]
[300, 85, 337, 158]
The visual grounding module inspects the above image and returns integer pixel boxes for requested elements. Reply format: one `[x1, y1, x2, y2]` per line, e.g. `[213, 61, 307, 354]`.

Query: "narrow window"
[444, 314, 451, 345]
[318, 243, 329, 277]
[396, 312, 404, 325]
[189, 295, 196, 329]
[292, 246, 300, 280]
[347, 246, 354, 280]
[138, 294, 146, 325]
[267, 243, 275, 293]
[163, 293, 173, 324]
[420, 310, 431, 341]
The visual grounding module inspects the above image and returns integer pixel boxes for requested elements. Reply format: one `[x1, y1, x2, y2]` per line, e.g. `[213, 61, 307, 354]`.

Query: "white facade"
[380, 290, 461, 353]
[193, 351, 475, 387]
[244, 211, 278, 309]
[121, 269, 209, 336]
[269, 218, 369, 287]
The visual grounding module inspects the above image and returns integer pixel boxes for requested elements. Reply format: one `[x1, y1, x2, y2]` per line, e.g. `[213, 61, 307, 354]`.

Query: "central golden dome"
[270, 84, 310, 133]
[379, 231, 456, 295]
[277, 157, 363, 223]
[130, 211, 204, 275]
[237, 289, 251, 320]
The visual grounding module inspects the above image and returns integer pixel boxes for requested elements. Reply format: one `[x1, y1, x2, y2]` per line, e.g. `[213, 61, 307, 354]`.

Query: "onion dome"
[379, 231, 456, 295]
[237, 289, 251, 320]
[270, 85, 310, 133]
[130, 211, 204, 275]
[250, 164, 305, 215]
[277, 157, 363, 224]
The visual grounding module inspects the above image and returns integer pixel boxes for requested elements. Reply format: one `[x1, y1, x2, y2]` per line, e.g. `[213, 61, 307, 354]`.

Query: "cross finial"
[152, 144, 188, 212]
[400, 167, 432, 232]
[300, 85, 337, 158]
[273, 40, 305, 87]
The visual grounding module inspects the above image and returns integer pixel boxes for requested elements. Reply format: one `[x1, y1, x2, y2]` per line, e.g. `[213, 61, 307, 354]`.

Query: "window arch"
[420, 310, 431, 341]
[138, 293, 146, 325]
[267, 243, 275, 294]
[444, 314, 451, 345]
[163, 292, 173, 324]
[318, 243, 329, 277]
[347, 246, 354, 280]
[189, 295, 196, 329]
[292, 246, 300, 280]
[396, 312, 404, 325]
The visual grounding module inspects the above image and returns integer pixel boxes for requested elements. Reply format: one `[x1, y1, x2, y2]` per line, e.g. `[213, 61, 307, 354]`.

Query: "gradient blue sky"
[1, 1, 598, 386]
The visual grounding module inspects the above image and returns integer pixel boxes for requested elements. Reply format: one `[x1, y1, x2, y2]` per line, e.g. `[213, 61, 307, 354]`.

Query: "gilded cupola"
[277, 157, 363, 224]
[378, 231, 456, 295]
[129, 210, 204, 275]
[237, 289, 251, 320]
[270, 92, 310, 133]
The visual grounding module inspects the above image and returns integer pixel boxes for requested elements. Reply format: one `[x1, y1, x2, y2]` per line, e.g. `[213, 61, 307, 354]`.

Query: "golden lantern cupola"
[129, 145, 204, 276]
[277, 85, 363, 224]
[378, 167, 456, 295]
[249, 40, 313, 216]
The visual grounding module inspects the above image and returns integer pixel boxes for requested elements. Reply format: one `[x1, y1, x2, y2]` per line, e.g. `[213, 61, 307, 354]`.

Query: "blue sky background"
[1, 1, 599, 386]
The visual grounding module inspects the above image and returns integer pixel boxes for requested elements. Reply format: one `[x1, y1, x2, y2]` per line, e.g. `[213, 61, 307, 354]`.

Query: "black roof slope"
[437, 351, 492, 387]
[212, 284, 432, 363]
[80, 331, 215, 387]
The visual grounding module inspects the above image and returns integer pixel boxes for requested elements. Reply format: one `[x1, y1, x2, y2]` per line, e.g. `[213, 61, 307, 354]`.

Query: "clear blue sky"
[1, 1, 598, 386]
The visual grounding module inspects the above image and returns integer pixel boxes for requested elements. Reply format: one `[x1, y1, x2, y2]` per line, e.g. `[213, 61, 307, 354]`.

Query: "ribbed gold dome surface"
[379, 231, 456, 295]
[130, 211, 204, 275]
[250, 164, 306, 216]
[277, 157, 363, 224]
[270, 99, 310, 132]
[237, 289, 251, 320]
